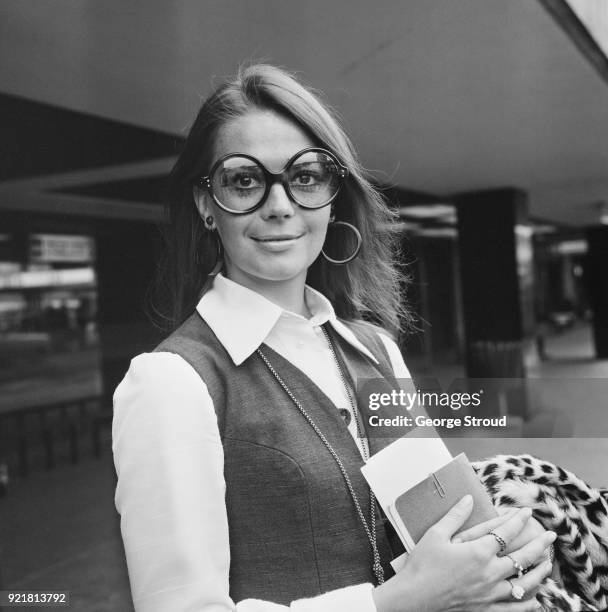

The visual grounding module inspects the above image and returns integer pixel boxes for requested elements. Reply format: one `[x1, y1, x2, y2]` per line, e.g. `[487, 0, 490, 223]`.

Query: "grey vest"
[156, 313, 404, 604]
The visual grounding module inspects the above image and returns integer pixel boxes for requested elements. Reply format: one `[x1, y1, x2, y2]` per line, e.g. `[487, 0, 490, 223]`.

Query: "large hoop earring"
[208, 233, 224, 277]
[321, 220, 362, 265]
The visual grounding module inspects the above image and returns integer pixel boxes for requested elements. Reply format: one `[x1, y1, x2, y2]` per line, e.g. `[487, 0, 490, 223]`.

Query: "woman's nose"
[260, 182, 295, 218]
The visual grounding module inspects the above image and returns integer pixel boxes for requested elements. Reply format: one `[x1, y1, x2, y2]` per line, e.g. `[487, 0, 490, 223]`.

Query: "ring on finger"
[506, 578, 525, 600]
[489, 531, 507, 556]
[506, 553, 526, 578]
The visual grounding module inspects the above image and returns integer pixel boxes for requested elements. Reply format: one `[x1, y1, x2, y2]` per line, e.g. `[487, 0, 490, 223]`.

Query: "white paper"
[390, 551, 409, 573]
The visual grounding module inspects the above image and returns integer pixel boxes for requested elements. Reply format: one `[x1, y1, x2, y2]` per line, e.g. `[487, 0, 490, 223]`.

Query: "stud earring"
[205, 215, 215, 230]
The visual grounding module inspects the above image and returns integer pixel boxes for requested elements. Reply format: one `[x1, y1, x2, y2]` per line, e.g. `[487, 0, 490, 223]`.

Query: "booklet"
[361, 434, 496, 552]
[389, 453, 498, 551]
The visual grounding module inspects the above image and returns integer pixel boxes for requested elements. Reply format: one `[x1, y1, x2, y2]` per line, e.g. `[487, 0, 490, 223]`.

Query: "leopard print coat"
[472, 454, 608, 611]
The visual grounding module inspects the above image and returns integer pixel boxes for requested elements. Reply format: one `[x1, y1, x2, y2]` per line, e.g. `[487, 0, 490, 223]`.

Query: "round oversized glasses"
[196, 147, 349, 214]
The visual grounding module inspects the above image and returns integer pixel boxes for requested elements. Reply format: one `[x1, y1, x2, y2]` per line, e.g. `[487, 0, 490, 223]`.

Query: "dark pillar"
[585, 226, 608, 359]
[95, 220, 163, 402]
[455, 188, 535, 380]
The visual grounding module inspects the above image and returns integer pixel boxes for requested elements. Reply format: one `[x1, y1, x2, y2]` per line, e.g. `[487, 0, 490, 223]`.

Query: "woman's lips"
[251, 234, 303, 242]
[251, 233, 304, 251]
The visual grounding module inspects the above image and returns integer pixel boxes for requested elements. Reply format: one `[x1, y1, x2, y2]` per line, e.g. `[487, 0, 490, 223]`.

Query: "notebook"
[388, 452, 497, 551]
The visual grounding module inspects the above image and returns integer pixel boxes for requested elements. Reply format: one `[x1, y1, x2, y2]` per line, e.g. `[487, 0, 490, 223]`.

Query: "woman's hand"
[454, 507, 553, 565]
[372, 496, 556, 612]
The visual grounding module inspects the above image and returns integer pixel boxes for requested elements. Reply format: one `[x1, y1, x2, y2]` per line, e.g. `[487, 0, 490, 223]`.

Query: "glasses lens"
[287, 150, 341, 208]
[211, 157, 265, 211]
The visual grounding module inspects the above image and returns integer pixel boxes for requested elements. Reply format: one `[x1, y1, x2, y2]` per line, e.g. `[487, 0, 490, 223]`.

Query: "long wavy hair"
[152, 64, 410, 337]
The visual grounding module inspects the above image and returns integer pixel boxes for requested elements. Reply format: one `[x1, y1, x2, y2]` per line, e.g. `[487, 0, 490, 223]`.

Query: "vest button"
[339, 408, 351, 426]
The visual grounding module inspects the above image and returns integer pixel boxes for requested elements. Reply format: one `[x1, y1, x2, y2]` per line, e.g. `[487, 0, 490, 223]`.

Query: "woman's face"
[195, 109, 332, 293]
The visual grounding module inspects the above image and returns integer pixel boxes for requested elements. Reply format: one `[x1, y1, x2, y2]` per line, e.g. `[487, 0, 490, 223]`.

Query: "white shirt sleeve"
[112, 352, 378, 612]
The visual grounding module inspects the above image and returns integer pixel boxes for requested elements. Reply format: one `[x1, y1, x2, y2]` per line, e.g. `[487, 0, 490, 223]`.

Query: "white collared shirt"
[113, 274, 411, 612]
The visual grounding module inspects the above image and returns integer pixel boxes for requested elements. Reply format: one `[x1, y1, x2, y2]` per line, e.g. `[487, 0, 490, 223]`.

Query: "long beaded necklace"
[256, 323, 385, 585]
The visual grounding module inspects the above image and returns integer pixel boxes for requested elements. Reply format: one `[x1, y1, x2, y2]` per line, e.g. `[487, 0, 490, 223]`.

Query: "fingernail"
[546, 531, 557, 543]
[452, 537, 462, 544]
[519, 507, 532, 518]
[506, 507, 519, 517]
[461, 494, 473, 506]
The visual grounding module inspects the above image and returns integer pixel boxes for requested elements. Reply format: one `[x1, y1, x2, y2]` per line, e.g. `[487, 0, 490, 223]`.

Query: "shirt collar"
[196, 273, 378, 366]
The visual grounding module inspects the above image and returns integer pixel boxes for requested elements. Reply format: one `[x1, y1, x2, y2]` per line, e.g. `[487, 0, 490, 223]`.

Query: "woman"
[112, 64, 554, 611]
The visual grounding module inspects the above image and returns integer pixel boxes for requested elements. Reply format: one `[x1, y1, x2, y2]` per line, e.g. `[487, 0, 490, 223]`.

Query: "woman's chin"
[227, 260, 310, 286]
[250, 265, 307, 284]
[227, 248, 315, 282]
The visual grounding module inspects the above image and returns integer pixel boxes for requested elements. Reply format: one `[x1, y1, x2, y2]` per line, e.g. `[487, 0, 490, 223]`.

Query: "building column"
[585, 225, 608, 359]
[95, 219, 163, 402]
[455, 188, 535, 399]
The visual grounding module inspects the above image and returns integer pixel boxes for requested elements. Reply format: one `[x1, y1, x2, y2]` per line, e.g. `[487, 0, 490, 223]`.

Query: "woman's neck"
[224, 268, 309, 317]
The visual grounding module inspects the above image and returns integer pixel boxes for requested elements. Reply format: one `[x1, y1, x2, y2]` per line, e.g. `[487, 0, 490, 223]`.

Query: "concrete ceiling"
[0, 0, 607, 226]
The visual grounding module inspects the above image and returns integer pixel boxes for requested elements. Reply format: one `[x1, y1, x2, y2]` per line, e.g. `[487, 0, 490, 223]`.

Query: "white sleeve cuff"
[291, 583, 377, 612]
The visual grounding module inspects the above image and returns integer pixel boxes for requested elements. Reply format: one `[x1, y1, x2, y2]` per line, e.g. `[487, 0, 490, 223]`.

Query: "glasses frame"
[197, 147, 349, 215]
